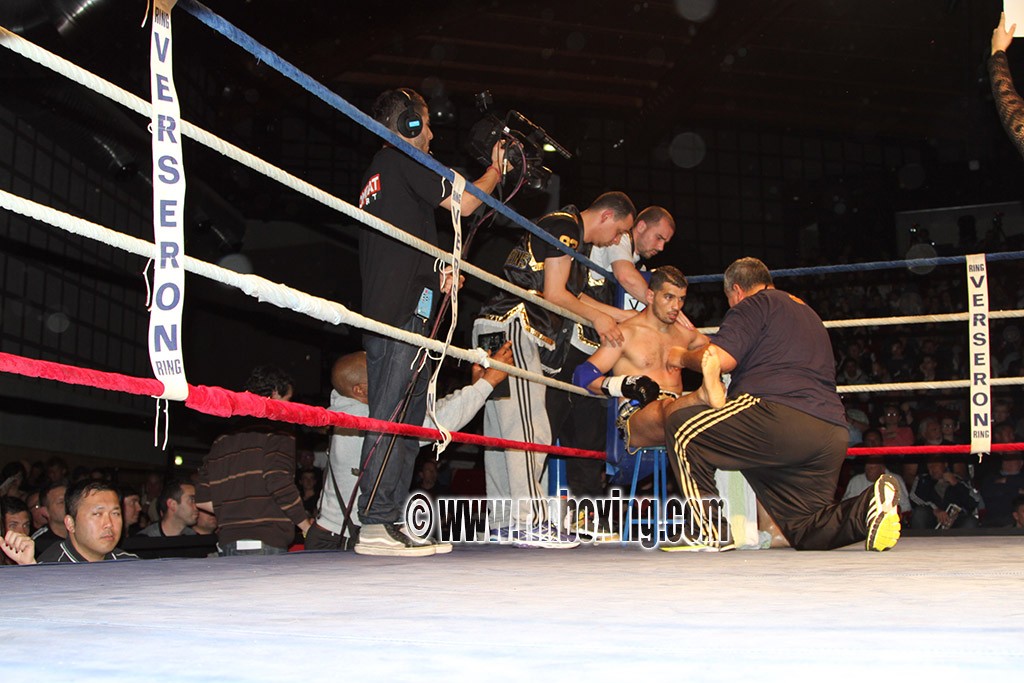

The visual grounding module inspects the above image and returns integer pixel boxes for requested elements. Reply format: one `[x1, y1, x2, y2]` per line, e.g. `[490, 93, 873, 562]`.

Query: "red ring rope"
[6, 352, 1020, 462]
[0, 352, 605, 460]
[848, 444, 1022, 456]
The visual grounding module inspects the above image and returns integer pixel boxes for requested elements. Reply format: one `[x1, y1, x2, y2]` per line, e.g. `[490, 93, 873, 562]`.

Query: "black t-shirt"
[30, 528, 62, 557]
[38, 539, 138, 563]
[477, 205, 589, 347]
[358, 146, 452, 327]
[712, 288, 846, 427]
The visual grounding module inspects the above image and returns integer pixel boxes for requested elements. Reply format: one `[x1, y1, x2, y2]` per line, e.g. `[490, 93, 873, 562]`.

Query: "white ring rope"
[839, 377, 1024, 394]
[0, 25, 589, 329]
[698, 310, 1024, 395]
[0, 188, 592, 397]
[7, 26, 1022, 406]
[697, 309, 1024, 336]
[822, 310, 1024, 328]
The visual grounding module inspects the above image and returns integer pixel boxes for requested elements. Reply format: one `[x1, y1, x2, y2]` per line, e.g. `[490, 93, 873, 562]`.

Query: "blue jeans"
[358, 315, 430, 524]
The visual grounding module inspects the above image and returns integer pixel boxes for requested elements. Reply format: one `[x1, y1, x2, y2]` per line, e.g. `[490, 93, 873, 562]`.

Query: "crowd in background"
[4, 260, 1024, 564]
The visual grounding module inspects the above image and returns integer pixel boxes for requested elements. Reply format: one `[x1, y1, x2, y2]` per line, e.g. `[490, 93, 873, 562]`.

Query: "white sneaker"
[394, 524, 452, 554]
[354, 523, 435, 557]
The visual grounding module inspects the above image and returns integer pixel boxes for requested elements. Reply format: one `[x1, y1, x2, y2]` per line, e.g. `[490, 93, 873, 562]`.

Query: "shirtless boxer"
[572, 266, 725, 450]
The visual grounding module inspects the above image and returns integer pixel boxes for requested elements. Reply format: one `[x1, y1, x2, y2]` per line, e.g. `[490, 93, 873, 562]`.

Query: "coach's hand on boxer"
[593, 311, 624, 347]
[600, 374, 660, 407]
[472, 341, 514, 388]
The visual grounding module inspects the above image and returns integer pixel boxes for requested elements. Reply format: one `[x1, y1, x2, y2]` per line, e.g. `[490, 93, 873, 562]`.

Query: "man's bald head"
[331, 351, 368, 402]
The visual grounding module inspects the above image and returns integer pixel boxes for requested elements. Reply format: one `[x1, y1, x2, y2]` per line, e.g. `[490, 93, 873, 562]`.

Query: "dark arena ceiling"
[1, 1, 1014, 234]
[0, 1, 1008, 159]
[201, 0, 999, 141]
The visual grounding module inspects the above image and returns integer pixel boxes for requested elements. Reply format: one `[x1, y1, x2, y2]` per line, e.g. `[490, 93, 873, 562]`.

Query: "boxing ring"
[4, 538, 1021, 680]
[1, 2, 1023, 678]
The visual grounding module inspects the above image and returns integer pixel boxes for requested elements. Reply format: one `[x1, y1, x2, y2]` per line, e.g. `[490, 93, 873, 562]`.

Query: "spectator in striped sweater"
[195, 365, 312, 556]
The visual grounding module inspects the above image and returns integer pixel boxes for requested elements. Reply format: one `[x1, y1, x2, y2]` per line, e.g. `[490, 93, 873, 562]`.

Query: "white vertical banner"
[148, 0, 188, 400]
[966, 253, 992, 455]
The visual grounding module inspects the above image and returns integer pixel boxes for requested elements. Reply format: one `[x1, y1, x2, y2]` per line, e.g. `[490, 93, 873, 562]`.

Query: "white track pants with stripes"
[474, 318, 552, 529]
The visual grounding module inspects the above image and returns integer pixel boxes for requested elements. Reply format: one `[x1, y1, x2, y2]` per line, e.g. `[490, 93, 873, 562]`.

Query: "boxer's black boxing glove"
[600, 375, 660, 407]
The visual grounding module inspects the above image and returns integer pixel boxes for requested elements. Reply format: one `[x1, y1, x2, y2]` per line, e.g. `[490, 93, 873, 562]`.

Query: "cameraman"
[353, 88, 504, 557]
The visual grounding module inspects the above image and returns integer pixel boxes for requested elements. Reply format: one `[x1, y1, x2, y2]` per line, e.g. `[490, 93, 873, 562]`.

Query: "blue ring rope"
[177, 0, 616, 282]
[686, 250, 1024, 285]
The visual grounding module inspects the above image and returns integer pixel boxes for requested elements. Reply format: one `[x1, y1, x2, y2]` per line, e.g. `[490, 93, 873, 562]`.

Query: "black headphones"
[395, 88, 424, 139]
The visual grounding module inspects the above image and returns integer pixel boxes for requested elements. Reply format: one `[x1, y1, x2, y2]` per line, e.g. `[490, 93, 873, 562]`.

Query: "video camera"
[466, 90, 571, 191]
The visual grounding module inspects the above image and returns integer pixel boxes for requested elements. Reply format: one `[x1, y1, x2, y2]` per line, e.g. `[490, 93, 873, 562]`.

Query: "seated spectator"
[296, 450, 322, 477]
[915, 416, 950, 447]
[885, 340, 915, 380]
[2, 496, 31, 535]
[994, 321, 1023, 374]
[1, 480, 138, 564]
[842, 456, 911, 517]
[194, 507, 218, 535]
[0, 461, 28, 499]
[30, 479, 68, 556]
[858, 428, 884, 448]
[411, 457, 450, 497]
[909, 456, 983, 530]
[867, 360, 891, 384]
[845, 405, 871, 446]
[877, 402, 916, 483]
[913, 414, 969, 481]
[139, 471, 164, 528]
[979, 452, 1024, 527]
[879, 402, 914, 447]
[43, 456, 68, 487]
[838, 358, 869, 386]
[1013, 495, 1024, 529]
[119, 485, 143, 542]
[26, 460, 45, 489]
[993, 399, 1015, 432]
[914, 355, 943, 382]
[137, 478, 198, 538]
[297, 468, 322, 518]
[978, 422, 1019, 483]
[1, 497, 31, 566]
[940, 414, 965, 444]
[25, 488, 46, 533]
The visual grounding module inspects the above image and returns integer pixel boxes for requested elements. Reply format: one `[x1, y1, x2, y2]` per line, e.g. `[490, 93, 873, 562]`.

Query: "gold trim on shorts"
[616, 390, 679, 454]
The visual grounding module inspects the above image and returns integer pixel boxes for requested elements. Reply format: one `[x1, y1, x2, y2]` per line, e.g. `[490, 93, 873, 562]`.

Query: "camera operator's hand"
[439, 266, 465, 294]
[490, 139, 507, 176]
[472, 341, 513, 388]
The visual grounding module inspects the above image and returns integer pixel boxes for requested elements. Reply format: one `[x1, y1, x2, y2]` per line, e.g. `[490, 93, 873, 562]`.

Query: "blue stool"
[605, 401, 672, 541]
